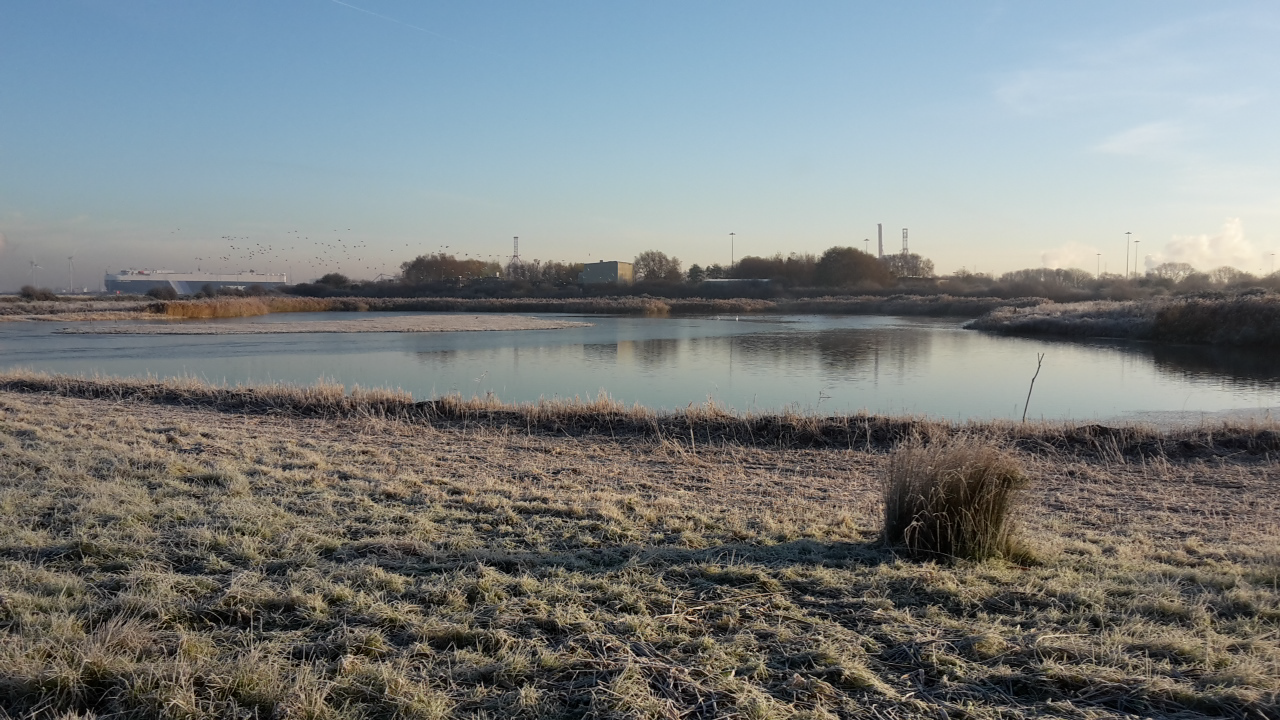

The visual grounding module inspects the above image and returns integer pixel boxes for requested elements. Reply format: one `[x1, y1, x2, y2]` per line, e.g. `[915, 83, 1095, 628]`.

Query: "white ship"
[103, 269, 288, 295]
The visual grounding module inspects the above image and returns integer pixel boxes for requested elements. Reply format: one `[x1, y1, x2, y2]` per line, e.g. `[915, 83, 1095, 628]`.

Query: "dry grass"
[969, 290, 1280, 346]
[0, 375, 1277, 718]
[882, 438, 1030, 561]
[152, 296, 337, 318]
[348, 295, 1035, 318]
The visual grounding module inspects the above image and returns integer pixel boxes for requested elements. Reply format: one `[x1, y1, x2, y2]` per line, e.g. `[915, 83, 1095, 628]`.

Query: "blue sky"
[2, 1, 1278, 289]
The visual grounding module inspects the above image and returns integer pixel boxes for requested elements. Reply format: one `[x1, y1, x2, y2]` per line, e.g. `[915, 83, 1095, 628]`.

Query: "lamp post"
[1096, 253, 1101, 279]
[729, 232, 735, 268]
[1125, 231, 1131, 279]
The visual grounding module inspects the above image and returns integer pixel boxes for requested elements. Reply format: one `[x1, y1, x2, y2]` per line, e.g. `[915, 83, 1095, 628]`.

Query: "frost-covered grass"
[968, 291, 1280, 346]
[0, 375, 1277, 718]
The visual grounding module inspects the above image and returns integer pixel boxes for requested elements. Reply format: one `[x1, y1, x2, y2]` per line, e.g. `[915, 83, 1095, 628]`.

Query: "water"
[4, 312, 1279, 421]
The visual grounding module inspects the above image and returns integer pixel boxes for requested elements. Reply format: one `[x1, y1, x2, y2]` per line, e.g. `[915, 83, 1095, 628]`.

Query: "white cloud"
[1095, 121, 1187, 158]
[1144, 218, 1262, 271]
[1040, 241, 1100, 270]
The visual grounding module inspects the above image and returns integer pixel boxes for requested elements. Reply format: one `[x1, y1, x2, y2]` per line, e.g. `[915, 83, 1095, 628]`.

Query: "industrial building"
[577, 261, 634, 285]
[104, 270, 288, 295]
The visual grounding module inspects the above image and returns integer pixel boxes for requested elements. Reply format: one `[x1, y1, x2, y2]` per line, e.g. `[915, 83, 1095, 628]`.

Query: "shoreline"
[51, 314, 593, 334]
[2, 371, 1278, 454]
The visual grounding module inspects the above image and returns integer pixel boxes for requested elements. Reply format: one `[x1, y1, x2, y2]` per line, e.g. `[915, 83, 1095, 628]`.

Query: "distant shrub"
[882, 438, 1029, 561]
[145, 286, 179, 300]
[19, 285, 57, 301]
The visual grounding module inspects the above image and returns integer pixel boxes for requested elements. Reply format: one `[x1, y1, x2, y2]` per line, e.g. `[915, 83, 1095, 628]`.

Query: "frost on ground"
[52, 314, 593, 334]
[0, 376, 1276, 719]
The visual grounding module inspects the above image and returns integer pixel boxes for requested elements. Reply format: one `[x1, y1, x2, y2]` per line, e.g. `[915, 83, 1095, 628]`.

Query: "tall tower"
[877, 224, 883, 258]
[509, 236, 521, 266]
[902, 228, 908, 255]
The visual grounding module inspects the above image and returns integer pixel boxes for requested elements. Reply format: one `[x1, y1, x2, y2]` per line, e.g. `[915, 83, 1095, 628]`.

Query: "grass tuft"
[882, 437, 1030, 561]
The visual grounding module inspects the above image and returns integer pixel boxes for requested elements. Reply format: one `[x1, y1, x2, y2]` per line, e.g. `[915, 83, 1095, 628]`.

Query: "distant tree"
[734, 255, 786, 280]
[880, 253, 936, 278]
[999, 267, 1093, 289]
[145, 286, 179, 300]
[539, 261, 585, 285]
[1177, 272, 1212, 291]
[401, 253, 498, 284]
[633, 250, 683, 282]
[317, 273, 351, 289]
[1208, 266, 1254, 286]
[782, 252, 817, 286]
[505, 258, 541, 282]
[1149, 262, 1196, 282]
[814, 247, 891, 287]
[705, 264, 727, 280]
[686, 264, 706, 283]
[19, 285, 57, 301]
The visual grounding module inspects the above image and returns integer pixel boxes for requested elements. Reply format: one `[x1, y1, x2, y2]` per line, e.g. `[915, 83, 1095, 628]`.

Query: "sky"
[2, 1, 1279, 290]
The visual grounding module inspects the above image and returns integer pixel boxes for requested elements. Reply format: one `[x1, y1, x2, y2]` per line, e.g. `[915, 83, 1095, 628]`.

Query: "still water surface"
[4, 312, 1279, 421]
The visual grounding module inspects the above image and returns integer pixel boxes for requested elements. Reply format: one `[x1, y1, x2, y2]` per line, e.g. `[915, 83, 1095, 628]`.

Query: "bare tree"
[1149, 262, 1196, 282]
[633, 250, 683, 282]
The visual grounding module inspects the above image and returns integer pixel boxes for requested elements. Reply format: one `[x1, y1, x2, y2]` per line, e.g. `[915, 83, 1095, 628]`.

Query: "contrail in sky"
[329, 0, 450, 40]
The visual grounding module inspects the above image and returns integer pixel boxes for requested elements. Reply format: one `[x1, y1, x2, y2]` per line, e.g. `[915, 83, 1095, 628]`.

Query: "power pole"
[902, 228, 908, 256]
[509, 237, 521, 266]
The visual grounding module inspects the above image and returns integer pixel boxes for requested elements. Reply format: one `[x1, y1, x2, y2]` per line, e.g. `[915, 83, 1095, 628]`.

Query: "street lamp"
[730, 232, 735, 267]
[1096, 253, 1101, 279]
[1125, 231, 1131, 279]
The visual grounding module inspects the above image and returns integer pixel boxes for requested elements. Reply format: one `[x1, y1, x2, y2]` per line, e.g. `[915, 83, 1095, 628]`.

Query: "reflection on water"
[1146, 342, 1280, 389]
[2, 312, 1277, 419]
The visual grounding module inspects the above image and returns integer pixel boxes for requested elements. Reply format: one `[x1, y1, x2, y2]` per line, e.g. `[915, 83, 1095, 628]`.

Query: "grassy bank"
[968, 291, 1280, 346]
[341, 294, 1042, 318]
[0, 296, 153, 319]
[0, 374, 1277, 718]
[6, 293, 1045, 322]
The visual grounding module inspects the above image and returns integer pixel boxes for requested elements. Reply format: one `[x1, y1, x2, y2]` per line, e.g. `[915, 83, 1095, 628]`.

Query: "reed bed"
[968, 291, 1280, 346]
[0, 376, 1276, 718]
[966, 299, 1157, 339]
[151, 296, 337, 319]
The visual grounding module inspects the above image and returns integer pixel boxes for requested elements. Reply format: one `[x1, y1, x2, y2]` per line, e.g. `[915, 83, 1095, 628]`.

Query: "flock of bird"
[164, 228, 585, 282]
[173, 228, 399, 280]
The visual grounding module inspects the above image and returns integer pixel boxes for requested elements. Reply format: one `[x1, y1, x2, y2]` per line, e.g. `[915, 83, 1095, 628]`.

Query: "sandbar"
[53, 314, 592, 335]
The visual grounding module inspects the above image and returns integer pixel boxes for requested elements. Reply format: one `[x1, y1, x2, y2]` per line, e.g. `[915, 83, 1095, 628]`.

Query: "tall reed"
[152, 296, 335, 319]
